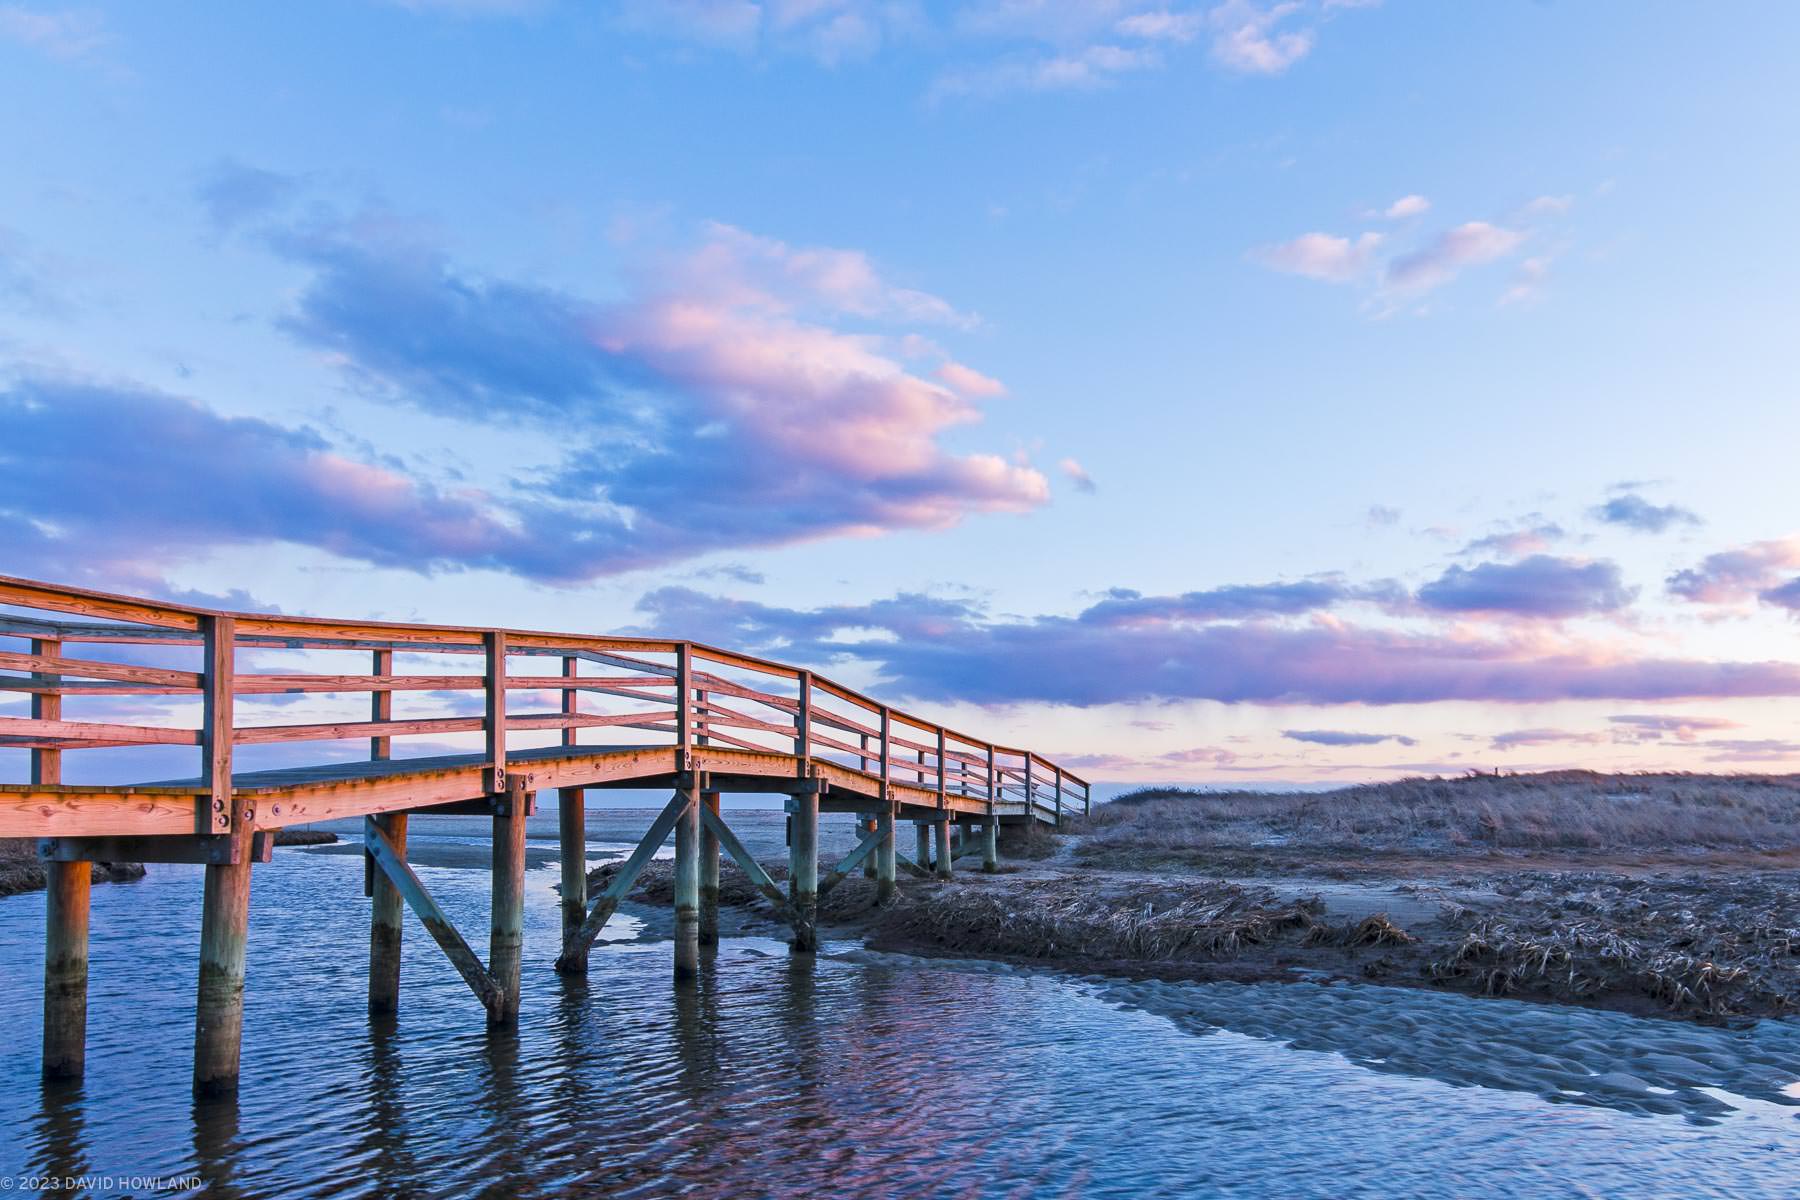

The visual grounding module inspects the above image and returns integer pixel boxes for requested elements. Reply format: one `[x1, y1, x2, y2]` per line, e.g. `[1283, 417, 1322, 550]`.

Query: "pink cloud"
[1668, 538, 1800, 606]
[1385, 221, 1527, 293]
[1252, 231, 1382, 282]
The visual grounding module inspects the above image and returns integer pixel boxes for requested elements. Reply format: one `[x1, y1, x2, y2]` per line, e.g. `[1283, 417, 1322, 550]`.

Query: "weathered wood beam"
[789, 787, 819, 951]
[698, 789, 720, 948]
[38, 833, 272, 865]
[484, 630, 507, 793]
[363, 817, 500, 1013]
[673, 781, 700, 981]
[489, 782, 526, 1025]
[556, 785, 587, 974]
[368, 811, 405, 1016]
[933, 813, 952, 881]
[370, 649, 392, 761]
[697, 803, 795, 922]
[893, 851, 930, 879]
[201, 615, 234, 836]
[42, 859, 88, 1080]
[816, 821, 886, 900]
[0, 648, 202, 689]
[555, 789, 687, 970]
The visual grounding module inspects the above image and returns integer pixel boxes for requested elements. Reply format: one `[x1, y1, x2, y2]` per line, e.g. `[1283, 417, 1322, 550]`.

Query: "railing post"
[879, 707, 891, 789]
[561, 655, 578, 749]
[936, 728, 946, 810]
[1085, 781, 1092, 818]
[31, 636, 60, 787]
[371, 648, 392, 761]
[983, 744, 998, 873]
[794, 670, 812, 768]
[675, 644, 693, 768]
[483, 631, 508, 794]
[1023, 755, 1034, 825]
[202, 616, 235, 835]
[1055, 765, 1064, 830]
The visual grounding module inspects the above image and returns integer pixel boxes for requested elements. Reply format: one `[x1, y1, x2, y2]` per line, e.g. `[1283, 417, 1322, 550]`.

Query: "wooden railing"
[0, 575, 1091, 819]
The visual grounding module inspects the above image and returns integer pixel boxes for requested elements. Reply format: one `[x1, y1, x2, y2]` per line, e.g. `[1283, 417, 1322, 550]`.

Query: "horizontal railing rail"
[0, 575, 1088, 819]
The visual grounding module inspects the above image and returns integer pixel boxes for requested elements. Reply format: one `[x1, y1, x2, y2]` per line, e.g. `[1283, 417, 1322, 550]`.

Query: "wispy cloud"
[1378, 194, 1429, 220]
[1608, 713, 1740, 743]
[1253, 193, 1572, 309]
[1457, 521, 1564, 560]
[1250, 231, 1381, 282]
[1591, 491, 1702, 534]
[1416, 554, 1635, 619]
[1283, 728, 1416, 747]
[1384, 221, 1526, 293]
[1667, 538, 1800, 606]
[623, 2, 1374, 94]
[0, 5, 106, 60]
[1060, 457, 1098, 493]
[627, 584, 1800, 707]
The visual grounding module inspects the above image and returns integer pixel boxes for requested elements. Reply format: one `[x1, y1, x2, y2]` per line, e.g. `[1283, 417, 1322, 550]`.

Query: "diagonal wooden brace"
[893, 852, 931, 879]
[699, 802, 797, 923]
[555, 789, 687, 971]
[816, 823, 887, 899]
[364, 817, 501, 1014]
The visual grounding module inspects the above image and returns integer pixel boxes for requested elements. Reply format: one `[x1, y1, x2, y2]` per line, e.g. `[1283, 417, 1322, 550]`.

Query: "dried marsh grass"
[1079, 771, 1800, 861]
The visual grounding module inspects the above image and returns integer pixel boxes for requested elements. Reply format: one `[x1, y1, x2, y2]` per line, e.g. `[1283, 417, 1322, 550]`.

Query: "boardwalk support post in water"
[557, 790, 687, 971]
[790, 787, 819, 951]
[364, 817, 501, 1015]
[699, 789, 721, 948]
[194, 613, 250, 1099]
[43, 859, 89, 1080]
[36, 633, 88, 1082]
[673, 781, 701, 980]
[933, 812, 952, 881]
[557, 786, 587, 975]
[875, 801, 896, 902]
[489, 780, 528, 1026]
[369, 811, 407, 1015]
[915, 821, 932, 874]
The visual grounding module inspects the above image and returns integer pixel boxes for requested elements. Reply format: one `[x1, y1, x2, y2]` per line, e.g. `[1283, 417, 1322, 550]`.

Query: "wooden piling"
[195, 613, 249, 1097]
[488, 786, 526, 1026]
[915, 821, 931, 873]
[790, 789, 819, 952]
[42, 859, 90, 1080]
[933, 814, 952, 880]
[368, 811, 407, 1015]
[673, 785, 701, 977]
[862, 814, 879, 879]
[875, 803, 896, 903]
[699, 790, 721, 947]
[556, 787, 588, 975]
[194, 851, 252, 1096]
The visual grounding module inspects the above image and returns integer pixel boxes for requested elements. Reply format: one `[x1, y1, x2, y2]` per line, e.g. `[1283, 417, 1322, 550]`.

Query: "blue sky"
[5, 0, 1800, 783]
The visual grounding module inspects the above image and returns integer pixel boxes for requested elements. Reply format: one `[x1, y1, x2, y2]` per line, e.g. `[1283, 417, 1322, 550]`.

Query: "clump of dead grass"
[872, 879, 1321, 961]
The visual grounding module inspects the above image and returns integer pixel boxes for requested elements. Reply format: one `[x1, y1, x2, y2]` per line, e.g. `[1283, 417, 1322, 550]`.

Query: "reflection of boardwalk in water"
[0, 573, 1087, 1095]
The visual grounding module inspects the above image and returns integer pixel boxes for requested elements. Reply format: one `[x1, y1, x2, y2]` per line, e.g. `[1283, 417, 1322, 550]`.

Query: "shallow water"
[4, 811, 1799, 1198]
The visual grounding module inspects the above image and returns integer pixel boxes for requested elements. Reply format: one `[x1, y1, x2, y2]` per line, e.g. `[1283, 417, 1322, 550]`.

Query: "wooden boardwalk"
[0, 575, 1087, 1094]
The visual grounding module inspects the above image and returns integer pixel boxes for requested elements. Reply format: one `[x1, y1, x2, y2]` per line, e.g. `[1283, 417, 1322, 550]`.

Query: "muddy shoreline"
[604, 845, 1800, 1024]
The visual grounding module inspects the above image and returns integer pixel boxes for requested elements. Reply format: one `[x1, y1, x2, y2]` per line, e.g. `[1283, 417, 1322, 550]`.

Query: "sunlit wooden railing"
[0, 575, 1090, 822]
